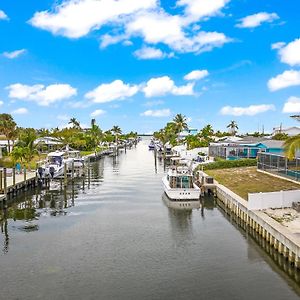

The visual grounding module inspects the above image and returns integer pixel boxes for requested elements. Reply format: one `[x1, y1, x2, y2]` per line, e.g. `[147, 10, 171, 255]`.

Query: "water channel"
[1, 139, 300, 299]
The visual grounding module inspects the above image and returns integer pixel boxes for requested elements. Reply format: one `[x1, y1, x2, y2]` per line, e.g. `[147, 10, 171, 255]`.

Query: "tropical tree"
[37, 128, 50, 137]
[0, 113, 17, 152]
[173, 114, 188, 133]
[272, 133, 289, 140]
[200, 124, 214, 138]
[111, 125, 122, 143]
[68, 117, 81, 129]
[227, 120, 238, 136]
[88, 119, 102, 150]
[15, 128, 38, 162]
[284, 135, 300, 160]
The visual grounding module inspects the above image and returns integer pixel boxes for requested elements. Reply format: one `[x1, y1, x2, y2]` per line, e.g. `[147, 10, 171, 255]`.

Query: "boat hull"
[162, 194, 200, 209]
[162, 176, 200, 200]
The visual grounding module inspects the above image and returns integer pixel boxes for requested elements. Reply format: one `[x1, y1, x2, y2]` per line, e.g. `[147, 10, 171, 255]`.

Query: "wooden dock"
[0, 169, 38, 201]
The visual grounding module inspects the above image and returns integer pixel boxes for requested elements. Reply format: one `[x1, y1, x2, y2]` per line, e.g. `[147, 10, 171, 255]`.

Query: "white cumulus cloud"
[278, 38, 300, 67]
[12, 108, 28, 115]
[268, 70, 300, 92]
[3, 49, 26, 59]
[184, 69, 209, 81]
[0, 10, 8, 20]
[177, 0, 229, 21]
[140, 109, 171, 117]
[126, 11, 230, 54]
[85, 80, 138, 103]
[134, 46, 171, 60]
[90, 109, 106, 117]
[143, 76, 194, 97]
[220, 104, 275, 116]
[271, 42, 285, 50]
[29, 0, 156, 38]
[29, 0, 231, 56]
[236, 12, 279, 28]
[7, 83, 77, 106]
[282, 96, 300, 113]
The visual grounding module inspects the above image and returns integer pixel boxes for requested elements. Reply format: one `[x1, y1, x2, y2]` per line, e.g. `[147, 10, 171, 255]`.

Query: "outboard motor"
[49, 166, 55, 179]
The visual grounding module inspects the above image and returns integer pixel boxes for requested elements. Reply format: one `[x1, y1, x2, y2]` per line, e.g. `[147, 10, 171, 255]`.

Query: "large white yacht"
[162, 163, 201, 200]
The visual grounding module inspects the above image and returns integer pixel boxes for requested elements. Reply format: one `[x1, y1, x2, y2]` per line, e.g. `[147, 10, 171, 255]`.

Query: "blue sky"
[0, 0, 300, 134]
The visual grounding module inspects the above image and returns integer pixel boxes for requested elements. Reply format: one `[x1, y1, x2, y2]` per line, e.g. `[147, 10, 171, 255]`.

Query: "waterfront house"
[34, 136, 63, 153]
[272, 126, 300, 137]
[209, 137, 284, 160]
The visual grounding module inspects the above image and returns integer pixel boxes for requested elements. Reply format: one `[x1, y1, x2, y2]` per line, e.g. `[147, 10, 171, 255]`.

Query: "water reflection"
[0, 168, 102, 254]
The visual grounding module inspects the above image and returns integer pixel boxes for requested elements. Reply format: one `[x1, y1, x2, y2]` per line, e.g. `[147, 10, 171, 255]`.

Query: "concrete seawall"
[215, 182, 300, 268]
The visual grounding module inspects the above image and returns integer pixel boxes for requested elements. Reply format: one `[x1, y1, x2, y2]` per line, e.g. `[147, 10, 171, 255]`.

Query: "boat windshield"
[181, 176, 190, 188]
[173, 175, 192, 188]
[48, 156, 63, 166]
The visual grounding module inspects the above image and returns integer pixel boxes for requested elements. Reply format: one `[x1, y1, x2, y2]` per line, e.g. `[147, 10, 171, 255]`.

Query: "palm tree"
[227, 120, 238, 136]
[111, 126, 122, 143]
[37, 128, 50, 137]
[173, 114, 188, 133]
[0, 113, 17, 152]
[68, 117, 81, 129]
[200, 124, 214, 138]
[284, 135, 300, 160]
[16, 128, 38, 162]
[89, 119, 102, 150]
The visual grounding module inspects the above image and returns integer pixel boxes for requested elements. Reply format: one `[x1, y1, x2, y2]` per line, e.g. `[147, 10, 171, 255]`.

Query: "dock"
[0, 169, 38, 202]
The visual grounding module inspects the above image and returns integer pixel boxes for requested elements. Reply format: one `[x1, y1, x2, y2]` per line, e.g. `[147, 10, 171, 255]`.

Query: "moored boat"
[148, 140, 155, 150]
[162, 165, 201, 200]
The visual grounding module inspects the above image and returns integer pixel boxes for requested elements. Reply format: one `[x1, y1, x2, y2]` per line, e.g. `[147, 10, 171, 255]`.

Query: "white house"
[272, 126, 300, 136]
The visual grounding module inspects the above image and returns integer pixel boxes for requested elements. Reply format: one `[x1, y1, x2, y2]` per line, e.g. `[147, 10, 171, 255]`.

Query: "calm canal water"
[1, 139, 300, 300]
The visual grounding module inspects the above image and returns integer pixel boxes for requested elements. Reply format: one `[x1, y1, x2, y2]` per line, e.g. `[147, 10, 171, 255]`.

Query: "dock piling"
[64, 162, 67, 187]
[0, 170, 3, 192]
[3, 168, 7, 196]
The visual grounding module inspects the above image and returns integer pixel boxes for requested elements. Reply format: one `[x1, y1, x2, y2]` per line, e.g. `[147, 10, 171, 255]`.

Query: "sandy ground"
[264, 208, 300, 234]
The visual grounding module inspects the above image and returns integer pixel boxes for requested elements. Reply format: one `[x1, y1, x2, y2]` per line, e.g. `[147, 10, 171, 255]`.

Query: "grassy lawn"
[206, 166, 300, 200]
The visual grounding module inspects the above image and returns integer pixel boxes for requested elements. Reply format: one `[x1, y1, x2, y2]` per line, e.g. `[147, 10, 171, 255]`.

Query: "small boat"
[148, 140, 155, 150]
[162, 165, 201, 200]
[37, 151, 70, 179]
[67, 150, 84, 168]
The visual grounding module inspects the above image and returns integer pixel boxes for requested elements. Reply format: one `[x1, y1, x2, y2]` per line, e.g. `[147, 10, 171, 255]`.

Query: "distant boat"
[148, 140, 155, 150]
[162, 164, 200, 200]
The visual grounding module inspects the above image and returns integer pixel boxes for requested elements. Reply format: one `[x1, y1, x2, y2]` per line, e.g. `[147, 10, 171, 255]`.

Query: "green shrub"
[199, 158, 257, 171]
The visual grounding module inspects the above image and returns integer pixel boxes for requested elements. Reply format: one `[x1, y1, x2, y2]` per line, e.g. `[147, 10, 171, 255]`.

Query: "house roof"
[273, 126, 300, 131]
[257, 140, 285, 148]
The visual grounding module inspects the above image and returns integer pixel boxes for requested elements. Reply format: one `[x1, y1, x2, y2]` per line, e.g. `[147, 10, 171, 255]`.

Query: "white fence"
[248, 190, 300, 210]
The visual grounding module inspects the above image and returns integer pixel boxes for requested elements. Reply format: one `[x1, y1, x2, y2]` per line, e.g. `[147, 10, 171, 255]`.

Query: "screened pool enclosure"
[257, 152, 300, 181]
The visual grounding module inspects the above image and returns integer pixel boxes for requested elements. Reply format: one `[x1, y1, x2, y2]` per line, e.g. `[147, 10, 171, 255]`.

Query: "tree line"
[0, 113, 137, 167]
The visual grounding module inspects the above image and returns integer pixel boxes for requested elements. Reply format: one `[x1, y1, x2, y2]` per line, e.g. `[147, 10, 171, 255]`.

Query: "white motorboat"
[148, 140, 155, 150]
[37, 151, 70, 179]
[162, 165, 201, 200]
[67, 150, 84, 168]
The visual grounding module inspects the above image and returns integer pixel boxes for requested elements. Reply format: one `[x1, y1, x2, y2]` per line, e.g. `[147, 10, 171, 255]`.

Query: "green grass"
[80, 151, 95, 156]
[206, 166, 300, 200]
[200, 158, 257, 171]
